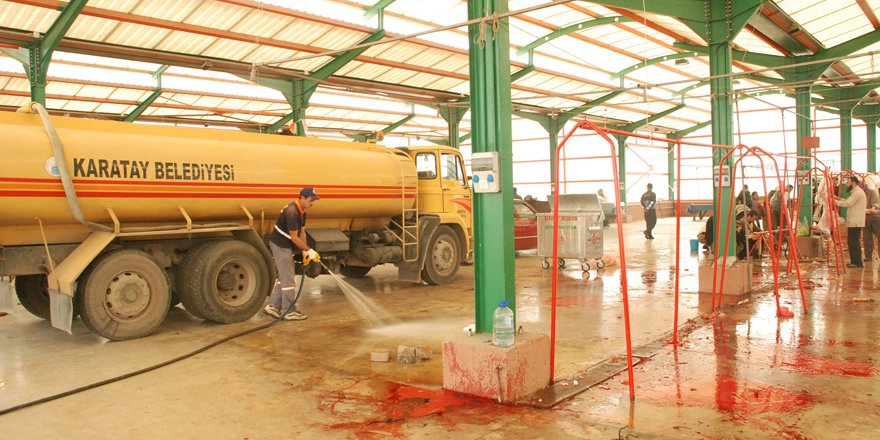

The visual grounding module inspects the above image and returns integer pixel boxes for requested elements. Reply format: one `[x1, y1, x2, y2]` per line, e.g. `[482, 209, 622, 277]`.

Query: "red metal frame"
[550, 120, 635, 399]
[548, 122, 722, 398]
[546, 122, 823, 400]
[713, 145, 807, 315]
[789, 157, 844, 276]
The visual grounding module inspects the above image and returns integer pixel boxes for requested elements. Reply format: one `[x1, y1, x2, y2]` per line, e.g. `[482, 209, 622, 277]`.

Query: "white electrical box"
[713, 165, 730, 187]
[471, 152, 500, 193]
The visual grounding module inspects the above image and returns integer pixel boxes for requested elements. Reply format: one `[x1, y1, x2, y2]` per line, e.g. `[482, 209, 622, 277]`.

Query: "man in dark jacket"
[641, 183, 657, 239]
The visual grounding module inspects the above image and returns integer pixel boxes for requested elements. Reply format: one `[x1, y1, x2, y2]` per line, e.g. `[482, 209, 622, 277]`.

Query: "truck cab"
[398, 146, 473, 263]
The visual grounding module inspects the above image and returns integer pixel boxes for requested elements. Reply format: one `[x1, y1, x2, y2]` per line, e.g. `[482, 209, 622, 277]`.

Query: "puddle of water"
[774, 354, 877, 377]
[639, 377, 815, 419]
[366, 319, 470, 339]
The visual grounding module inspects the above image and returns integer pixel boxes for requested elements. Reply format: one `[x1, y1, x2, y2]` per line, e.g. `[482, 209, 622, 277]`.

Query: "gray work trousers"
[864, 215, 880, 260]
[268, 241, 298, 312]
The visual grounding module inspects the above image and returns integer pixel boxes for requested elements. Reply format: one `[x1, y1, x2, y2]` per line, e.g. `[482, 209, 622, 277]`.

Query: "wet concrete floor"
[1, 218, 878, 438]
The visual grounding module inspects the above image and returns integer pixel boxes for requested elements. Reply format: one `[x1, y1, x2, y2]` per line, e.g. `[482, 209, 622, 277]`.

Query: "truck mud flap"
[48, 231, 117, 334]
[397, 216, 439, 283]
[0, 277, 14, 314]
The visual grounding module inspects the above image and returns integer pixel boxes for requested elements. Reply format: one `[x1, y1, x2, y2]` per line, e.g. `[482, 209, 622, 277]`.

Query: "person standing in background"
[641, 183, 657, 240]
[750, 191, 762, 230]
[834, 176, 866, 268]
[736, 184, 751, 207]
[770, 184, 793, 231]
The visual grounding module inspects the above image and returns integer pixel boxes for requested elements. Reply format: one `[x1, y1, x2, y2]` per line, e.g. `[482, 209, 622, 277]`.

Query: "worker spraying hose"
[264, 187, 321, 321]
[261, 186, 397, 327]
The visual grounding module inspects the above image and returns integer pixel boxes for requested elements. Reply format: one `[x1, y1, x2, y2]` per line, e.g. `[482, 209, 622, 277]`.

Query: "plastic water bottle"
[492, 301, 515, 347]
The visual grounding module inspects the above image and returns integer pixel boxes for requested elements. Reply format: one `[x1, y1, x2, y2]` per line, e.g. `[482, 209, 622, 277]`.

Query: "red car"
[514, 200, 539, 250]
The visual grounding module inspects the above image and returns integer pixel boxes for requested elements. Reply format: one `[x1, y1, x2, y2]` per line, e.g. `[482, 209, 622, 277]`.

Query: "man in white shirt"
[835, 176, 867, 268]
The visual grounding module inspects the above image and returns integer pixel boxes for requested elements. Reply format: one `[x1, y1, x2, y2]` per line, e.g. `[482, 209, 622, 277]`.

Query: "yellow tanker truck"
[0, 103, 474, 340]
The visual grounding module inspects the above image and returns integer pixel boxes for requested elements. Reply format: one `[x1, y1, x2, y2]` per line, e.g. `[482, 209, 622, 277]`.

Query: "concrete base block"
[442, 332, 550, 402]
[698, 262, 752, 295]
[795, 236, 823, 258]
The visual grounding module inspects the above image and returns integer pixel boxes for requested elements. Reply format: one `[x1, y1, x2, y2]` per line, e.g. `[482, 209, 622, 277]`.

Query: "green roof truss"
[122, 65, 168, 122]
[611, 52, 698, 80]
[516, 16, 632, 56]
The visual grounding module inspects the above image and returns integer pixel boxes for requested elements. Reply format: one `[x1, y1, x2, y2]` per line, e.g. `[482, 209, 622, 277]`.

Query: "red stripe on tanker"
[0, 110, 420, 246]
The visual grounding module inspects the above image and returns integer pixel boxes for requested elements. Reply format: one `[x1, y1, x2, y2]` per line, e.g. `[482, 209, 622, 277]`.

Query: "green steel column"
[868, 120, 877, 172]
[468, 0, 515, 333]
[841, 103, 854, 171]
[795, 85, 813, 229]
[440, 103, 468, 150]
[668, 134, 678, 202]
[27, 44, 46, 105]
[614, 134, 627, 214]
[708, 17, 736, 259]
[448, 119, 461, 150]
[26, 0, 88, 104]
[291, 79, 308, 136]
[547, 117, 560, 187]
[448, 113, 461, 150]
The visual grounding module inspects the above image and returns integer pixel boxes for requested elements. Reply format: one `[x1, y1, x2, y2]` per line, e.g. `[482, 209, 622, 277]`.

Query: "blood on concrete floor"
[2, 219, 879, 439]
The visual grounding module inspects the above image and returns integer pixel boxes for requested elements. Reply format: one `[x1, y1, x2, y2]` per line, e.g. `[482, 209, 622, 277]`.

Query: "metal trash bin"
[538, 194, 606, 271]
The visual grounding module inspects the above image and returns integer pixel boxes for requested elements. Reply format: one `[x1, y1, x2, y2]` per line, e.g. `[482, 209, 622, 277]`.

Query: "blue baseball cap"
[299, 187, 320, 200]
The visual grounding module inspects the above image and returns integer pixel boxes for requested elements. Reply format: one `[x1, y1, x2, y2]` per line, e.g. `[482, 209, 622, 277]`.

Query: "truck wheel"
[340, 265, 371, 278]
[174, 242, 213, 320]
[421, 225, 461, 285]
[180, 240, 270, 323]
[77, 250, 171, 340]
[15, 274, 50, 320]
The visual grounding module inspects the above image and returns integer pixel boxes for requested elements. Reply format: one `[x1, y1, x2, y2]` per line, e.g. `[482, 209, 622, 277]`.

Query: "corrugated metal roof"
[0, 0, 876, 139]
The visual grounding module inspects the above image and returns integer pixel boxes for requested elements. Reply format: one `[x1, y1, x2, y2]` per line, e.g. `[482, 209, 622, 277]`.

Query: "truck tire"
[340, 265, 371, 278]
[173, 242, 213, 320]
[15, 274, 50, 320]
[421, 225, 461, 285]
[77, 250, 171, 340]
[179, 240, 270, 323]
